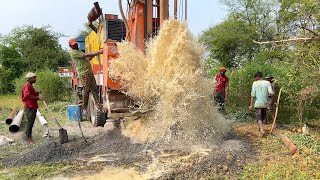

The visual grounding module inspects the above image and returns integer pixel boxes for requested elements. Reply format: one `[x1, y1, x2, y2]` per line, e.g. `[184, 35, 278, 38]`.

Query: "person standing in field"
[69, 38, 104, 116]
[249, 72, 274, 135]
[214, 67, 229, 111]
[22, 72, 45, 144]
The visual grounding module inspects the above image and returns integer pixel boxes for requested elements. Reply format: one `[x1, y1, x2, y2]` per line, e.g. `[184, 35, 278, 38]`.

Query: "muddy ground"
[1, 125, 255, 179]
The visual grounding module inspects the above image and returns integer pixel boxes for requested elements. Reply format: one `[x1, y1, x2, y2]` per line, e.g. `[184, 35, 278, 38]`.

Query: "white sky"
[0, 0, 227, 48]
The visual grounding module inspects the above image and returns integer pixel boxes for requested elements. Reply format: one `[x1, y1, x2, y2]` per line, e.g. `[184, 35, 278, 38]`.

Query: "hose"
[119, 0, 131, 40]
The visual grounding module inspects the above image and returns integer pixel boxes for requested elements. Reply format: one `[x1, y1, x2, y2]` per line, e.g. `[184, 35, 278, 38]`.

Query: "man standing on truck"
[69, 38, 104, 116]
[214, 67, 229, 111]
[249, 72, 274, 136]
[22, 72, 45, 144]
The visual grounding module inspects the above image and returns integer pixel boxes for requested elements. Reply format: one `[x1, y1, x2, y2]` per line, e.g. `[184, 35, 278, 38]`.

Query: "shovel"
[43, 101, 69, 144]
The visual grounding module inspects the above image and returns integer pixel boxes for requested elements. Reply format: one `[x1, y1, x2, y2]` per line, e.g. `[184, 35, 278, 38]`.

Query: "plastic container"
[68, 105, 82, 122]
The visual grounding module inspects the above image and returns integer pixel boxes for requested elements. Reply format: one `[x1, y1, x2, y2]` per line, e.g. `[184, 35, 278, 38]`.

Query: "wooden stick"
[270, 87, 283, 134]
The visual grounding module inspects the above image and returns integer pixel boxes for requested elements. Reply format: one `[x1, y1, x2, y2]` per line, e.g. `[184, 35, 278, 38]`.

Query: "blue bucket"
[68, 105, 82, 122]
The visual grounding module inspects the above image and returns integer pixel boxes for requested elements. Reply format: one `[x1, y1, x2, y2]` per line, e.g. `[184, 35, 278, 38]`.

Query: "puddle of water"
[71, 167, 147, 180]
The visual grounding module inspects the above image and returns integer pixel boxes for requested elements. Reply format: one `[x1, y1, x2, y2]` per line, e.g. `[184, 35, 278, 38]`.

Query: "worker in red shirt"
[214, 67, 229, 111]
[22, 72, 44, 144]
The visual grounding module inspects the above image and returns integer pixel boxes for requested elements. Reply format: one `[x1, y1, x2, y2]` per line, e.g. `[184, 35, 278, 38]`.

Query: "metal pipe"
[185, 0, 187, 20]
[5, 108, 18, 125]
[118, 0, 131, 40]
[174, 0, 178, 19]
[147, 0, 153, 36]
[36, 110, 48, 126]
[160, 0, 165, 26]
[144, 0, 148, 40]
[87, 2, 102, 33]
[9, 110, 24, 133]
[36, 110, 50, 137]
[93, 2, 102, 15]
[88, 23, 97, 33]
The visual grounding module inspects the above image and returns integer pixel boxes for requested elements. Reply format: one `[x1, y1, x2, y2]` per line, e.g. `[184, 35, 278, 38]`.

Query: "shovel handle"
[73, 109, 87, 143]
[42, 100, 62, 129]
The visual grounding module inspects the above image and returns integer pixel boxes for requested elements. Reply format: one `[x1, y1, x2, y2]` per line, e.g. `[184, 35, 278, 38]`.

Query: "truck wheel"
[89, 93, 106, 127]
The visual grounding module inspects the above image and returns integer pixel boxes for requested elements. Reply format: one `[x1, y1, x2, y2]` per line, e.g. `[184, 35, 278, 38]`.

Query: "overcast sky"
[0, 0, 227, 48]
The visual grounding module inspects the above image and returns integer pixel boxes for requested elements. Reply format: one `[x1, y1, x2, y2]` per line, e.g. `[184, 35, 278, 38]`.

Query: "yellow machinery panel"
[85, 23, 105, 65]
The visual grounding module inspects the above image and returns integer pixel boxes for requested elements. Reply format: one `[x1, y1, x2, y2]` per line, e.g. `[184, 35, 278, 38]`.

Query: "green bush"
[15, 70, 71, 103]
[225, 58, 320, 124]
[226, 59, 273, 112]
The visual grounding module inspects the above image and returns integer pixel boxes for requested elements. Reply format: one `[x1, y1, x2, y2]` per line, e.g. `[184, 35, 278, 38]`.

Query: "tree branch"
[300, 26, 320, 37]
[253, 37, 314, 45]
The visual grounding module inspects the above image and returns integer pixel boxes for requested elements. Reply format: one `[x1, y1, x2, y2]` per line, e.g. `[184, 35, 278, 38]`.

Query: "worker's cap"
[266, 74, 274, 79]
[68, 38, 77, 46]
[26, 72, 36, 79]
[219, 67, 227, 72]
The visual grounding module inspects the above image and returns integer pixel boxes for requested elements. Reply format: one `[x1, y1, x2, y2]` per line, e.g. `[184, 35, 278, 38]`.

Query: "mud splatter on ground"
[157, 139, 255, 179]
[2, 129, 255, 179]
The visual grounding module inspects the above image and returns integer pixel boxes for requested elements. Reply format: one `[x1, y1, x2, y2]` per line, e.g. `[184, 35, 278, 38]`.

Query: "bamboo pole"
[270, 87, 282, 134]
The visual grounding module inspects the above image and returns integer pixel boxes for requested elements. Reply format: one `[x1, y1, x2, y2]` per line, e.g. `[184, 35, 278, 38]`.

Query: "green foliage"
[200, 17, 259, 68]
[290, 134, 320, 154]
[226, 54, 320, 123]
[221, 0, 277, 40]
[15, 70, 71, 103]
[240, 161, 312, 180]
[226, 59, 273, 111]
[279, 0, 320, 35]
[204, 0, 320, 124]
[0, 25, 70, 94]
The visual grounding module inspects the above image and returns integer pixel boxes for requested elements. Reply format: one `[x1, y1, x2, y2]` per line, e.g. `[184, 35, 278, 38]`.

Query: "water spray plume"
[110, 19, 230, 147]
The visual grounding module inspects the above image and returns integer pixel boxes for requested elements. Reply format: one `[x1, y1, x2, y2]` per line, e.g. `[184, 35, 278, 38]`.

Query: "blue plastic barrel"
[68, 105, 82, 121]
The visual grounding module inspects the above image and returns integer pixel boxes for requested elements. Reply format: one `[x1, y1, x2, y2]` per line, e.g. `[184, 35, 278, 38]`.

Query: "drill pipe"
[9, 110, 24, 133]
[5, 108, 18, 125]
[36, 110, 48, 126]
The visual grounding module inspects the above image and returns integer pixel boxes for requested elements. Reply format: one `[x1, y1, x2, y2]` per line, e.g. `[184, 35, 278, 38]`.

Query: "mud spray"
[110, 19, 230, 148]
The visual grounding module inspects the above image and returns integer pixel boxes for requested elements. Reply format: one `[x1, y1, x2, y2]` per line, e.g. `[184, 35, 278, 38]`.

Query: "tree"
[0, 25, 70, 94]
[203, 0, 320, 123]
[200, 17, 259, 68]
[220, 0, 278, 41]
[278, 0, 320, 36]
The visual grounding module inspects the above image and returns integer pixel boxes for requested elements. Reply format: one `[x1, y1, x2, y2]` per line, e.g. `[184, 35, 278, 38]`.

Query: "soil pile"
[2, 130, 148, 168]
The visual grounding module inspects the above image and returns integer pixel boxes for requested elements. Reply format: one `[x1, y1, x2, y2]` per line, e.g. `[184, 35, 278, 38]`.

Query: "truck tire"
[88, 93, 106, 127]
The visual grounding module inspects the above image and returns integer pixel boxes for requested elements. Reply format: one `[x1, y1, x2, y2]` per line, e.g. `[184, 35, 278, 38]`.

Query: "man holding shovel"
[249, 72, 274, 136]
[69, 38, 104, 116]
[22, 72, 45, 144]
